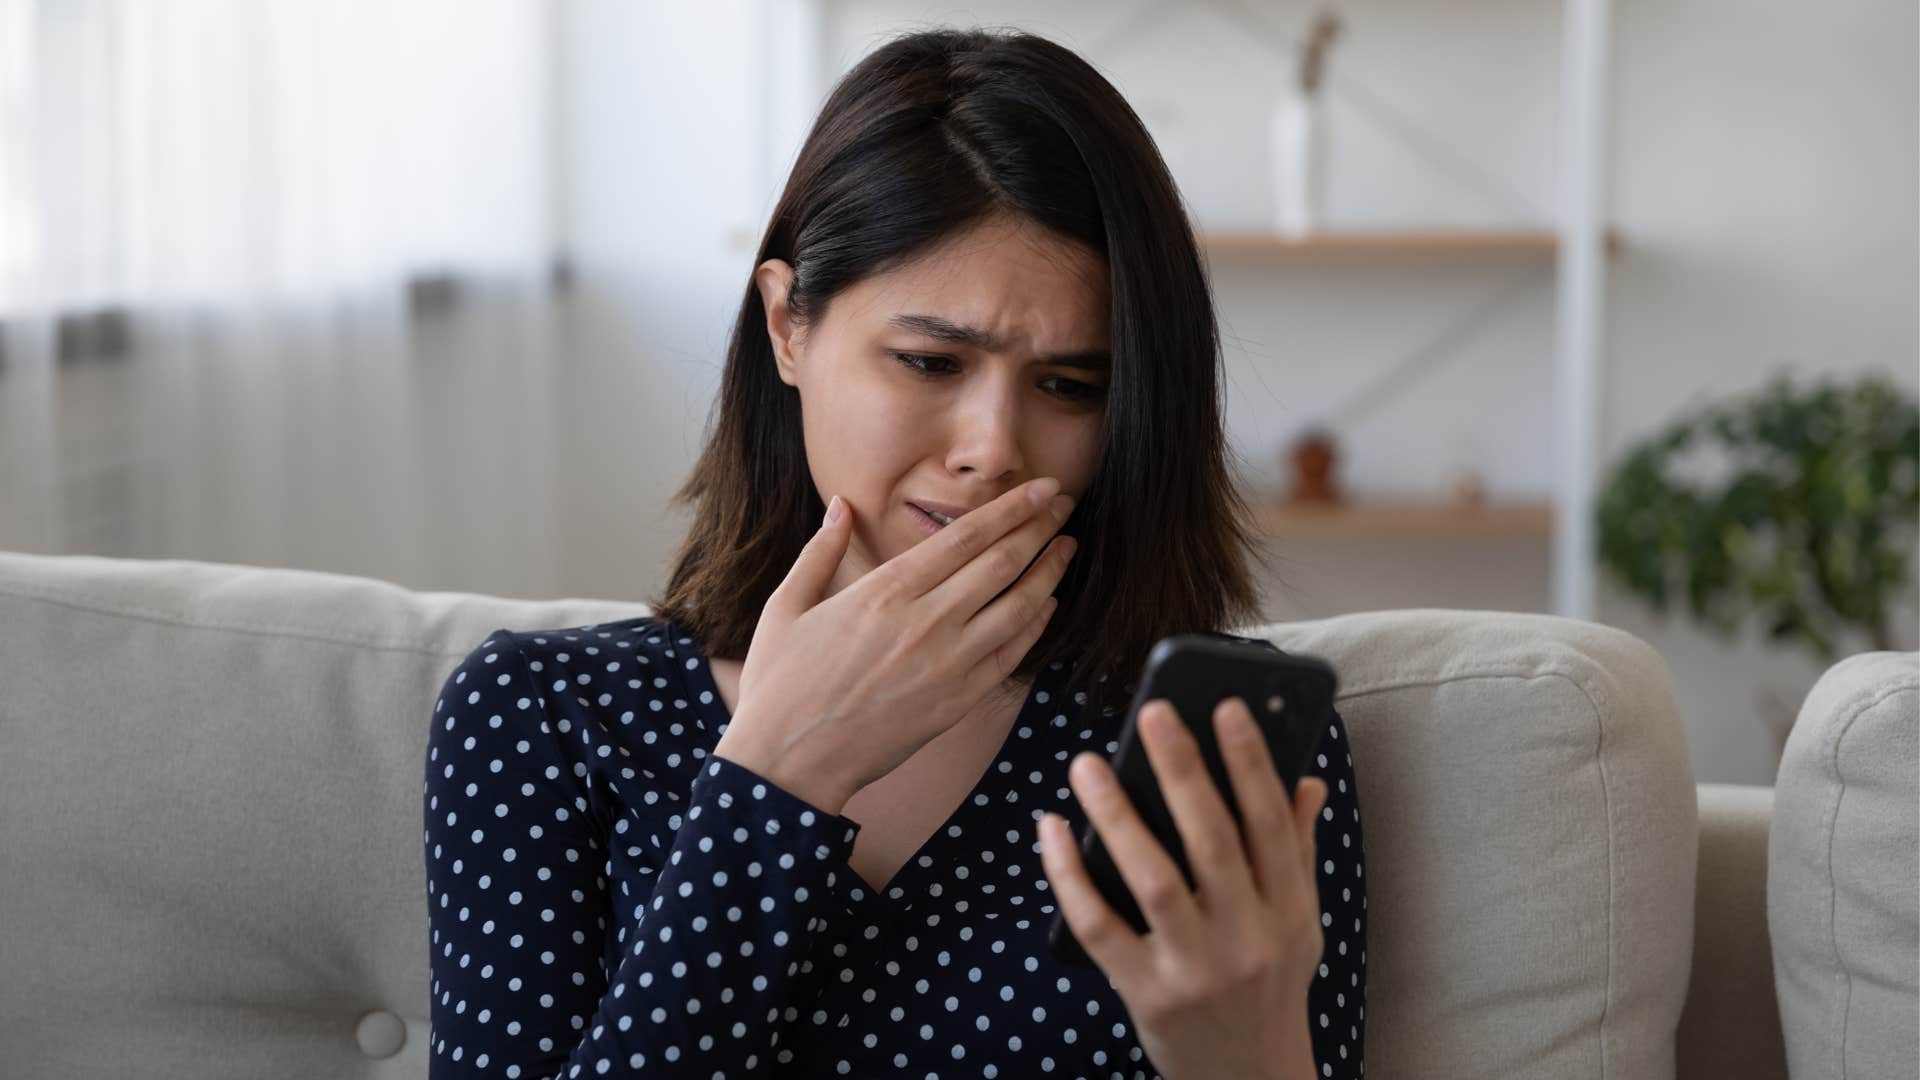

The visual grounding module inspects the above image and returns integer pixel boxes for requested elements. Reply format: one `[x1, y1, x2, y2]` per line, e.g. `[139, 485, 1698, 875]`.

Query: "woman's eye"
[1043, 377, 1106, 402]
[892, 353, 1106, 403]
[892, 352, 955, 375]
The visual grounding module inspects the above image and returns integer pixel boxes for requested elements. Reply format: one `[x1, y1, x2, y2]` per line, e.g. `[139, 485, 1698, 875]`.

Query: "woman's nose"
[943, 381, 1026, 479]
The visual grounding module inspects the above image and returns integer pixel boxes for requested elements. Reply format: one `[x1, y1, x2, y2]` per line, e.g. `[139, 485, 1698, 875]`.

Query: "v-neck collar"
[666, 618, 1077, 920]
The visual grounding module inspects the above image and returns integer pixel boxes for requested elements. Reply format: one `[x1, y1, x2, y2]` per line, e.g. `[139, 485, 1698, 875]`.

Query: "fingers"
[1037, 811, 1149, 983]
[1216, 697, 1304, 898]
[1293, 777, 1328, 884]
[1137, 700, 1258, 910]
[1065, 750, 1206, 953]
[957, 530, 1075, 673]
[963, 581, 1060, 700]
[928, 487, 1073, 619]
[765, 493, 853, 618]
[880, 478, 1064, 601]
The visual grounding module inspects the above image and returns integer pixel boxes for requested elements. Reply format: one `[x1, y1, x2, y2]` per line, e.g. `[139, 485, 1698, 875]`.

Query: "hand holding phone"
[1046, 633, 1337, 968]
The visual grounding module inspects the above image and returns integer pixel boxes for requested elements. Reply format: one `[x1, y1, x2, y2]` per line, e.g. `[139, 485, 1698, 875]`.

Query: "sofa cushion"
[0, 552, 649, 1079]
[1256, 609, 1698, 1080]
[1769, 650, 1920, 1078]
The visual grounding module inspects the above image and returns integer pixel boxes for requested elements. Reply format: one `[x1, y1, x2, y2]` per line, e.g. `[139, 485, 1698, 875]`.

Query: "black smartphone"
[1046, 632, 1338, 969]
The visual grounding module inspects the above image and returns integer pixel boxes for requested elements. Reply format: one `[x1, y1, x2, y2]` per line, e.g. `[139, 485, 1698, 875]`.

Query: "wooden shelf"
[1253, 499, 1554, 539]
[1199, 228, 1623, 259]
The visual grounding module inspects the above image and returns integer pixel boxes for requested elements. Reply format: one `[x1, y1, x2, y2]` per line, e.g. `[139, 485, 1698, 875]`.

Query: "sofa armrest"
[1677, 783, 1786, 1080]
[1769, 651, 1919, 1077]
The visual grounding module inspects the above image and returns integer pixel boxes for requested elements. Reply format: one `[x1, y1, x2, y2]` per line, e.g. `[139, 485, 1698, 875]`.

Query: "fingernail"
[823, 495, 843, 526]
[1048, 493, 1074, 524]
[1027, 477, 1061, 505]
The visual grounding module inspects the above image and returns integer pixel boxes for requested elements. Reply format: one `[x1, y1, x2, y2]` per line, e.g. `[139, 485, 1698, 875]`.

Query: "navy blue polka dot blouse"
[423, 616, 1367, 1078]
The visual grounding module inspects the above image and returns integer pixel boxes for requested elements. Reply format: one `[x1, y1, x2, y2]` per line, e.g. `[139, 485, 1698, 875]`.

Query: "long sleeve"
[1304, 705, 1367, 1075]
[423, 628, 863, 1079]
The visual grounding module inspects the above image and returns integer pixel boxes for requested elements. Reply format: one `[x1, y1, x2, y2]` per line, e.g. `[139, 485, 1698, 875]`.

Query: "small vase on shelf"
[1449, 471, 1487, 508]
[1270, 9, 1342, 240]
[1286, 428, 1343, 504]
[1447, 432, 1488, 507]
[1270, 89, 1324, 238]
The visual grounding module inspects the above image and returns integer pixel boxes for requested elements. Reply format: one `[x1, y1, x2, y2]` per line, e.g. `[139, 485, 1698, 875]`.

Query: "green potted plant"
[1596, 374, 1918, 752]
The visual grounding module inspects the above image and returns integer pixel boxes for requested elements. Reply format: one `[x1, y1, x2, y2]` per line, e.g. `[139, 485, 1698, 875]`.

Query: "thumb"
[767, 494, 853, 616]
[1293, 776, 1327, 873]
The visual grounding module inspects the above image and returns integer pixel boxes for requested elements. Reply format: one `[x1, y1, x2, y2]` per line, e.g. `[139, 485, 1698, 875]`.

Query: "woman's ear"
[754, 259, 801, 388]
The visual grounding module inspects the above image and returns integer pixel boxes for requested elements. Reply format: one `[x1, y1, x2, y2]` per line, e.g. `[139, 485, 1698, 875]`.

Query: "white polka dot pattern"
[423, 618, 1368, 1078]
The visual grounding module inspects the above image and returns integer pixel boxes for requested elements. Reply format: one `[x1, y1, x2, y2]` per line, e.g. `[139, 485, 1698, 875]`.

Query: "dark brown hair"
[648, 27, 1274, 723]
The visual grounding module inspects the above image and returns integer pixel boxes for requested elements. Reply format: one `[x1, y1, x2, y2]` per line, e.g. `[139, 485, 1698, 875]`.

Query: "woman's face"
[754, 213, 1109, 601]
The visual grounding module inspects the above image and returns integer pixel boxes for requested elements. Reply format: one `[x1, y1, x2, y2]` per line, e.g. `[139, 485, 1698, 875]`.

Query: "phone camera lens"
[1265, 692, 1286, 714]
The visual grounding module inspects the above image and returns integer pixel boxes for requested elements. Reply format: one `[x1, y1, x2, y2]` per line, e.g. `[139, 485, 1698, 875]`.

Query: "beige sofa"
[0, 549, 1912, 1079]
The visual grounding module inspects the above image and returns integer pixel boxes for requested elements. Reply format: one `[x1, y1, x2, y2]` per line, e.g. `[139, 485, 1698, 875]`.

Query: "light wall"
[1601, 0, 1919, 780]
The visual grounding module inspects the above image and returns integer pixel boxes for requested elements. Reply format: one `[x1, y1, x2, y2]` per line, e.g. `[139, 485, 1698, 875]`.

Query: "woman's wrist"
[1270, 1005, 1319, 1080]
[712, 721, 853, 817]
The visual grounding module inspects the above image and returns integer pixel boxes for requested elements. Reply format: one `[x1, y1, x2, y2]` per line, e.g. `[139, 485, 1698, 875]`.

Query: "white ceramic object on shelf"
[1271, 87, 1325, 237]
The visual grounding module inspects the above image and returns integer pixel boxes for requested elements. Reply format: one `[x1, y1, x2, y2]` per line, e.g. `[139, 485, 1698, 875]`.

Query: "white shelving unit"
[1552, 0, 1614, 620]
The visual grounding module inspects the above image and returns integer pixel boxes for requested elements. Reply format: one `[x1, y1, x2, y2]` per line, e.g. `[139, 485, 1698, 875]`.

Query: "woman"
[424, 27, 1366, 1079]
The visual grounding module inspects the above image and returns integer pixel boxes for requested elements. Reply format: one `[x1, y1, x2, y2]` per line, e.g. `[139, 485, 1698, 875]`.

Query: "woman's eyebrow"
[887, 312, 1111, 371]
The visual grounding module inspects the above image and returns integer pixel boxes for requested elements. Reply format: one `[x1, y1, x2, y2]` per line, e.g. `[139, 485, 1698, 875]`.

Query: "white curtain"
[0, 0, 562, 589]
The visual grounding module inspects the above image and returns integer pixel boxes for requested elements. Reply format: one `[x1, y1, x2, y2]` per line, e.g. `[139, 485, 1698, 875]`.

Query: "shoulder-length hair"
[648, 27, 1274, 724]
